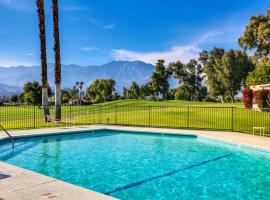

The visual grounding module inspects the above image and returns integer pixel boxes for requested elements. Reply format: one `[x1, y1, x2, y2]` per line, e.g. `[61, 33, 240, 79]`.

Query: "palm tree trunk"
[37, 0, 50, 122]
[52, 0, 61, 121]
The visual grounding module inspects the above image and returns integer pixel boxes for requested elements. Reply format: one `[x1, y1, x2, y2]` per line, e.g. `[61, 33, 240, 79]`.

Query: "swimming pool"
[1, 130, 270, 200]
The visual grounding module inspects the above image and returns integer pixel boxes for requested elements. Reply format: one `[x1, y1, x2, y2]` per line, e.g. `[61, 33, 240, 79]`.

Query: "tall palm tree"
[79, 81, 84, 105]
[37, 0, 50, 121]
[75, 81, 79, 105]
[52, 0, 62, 121]
[76, 81, 79, 94]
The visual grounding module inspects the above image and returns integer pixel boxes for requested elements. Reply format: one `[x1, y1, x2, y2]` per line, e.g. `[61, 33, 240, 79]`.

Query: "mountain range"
[0, 61, 154, 96]
[0, 83, 22, 97]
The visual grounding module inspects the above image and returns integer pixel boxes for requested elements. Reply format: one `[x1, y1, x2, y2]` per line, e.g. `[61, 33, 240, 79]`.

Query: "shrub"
[242, 88, 253, 108]
[254, 89, 270, 109]
[246, 60, 270, 86]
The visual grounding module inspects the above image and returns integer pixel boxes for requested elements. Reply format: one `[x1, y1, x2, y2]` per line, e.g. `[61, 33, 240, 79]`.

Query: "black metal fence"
[0, 105, 269, 135]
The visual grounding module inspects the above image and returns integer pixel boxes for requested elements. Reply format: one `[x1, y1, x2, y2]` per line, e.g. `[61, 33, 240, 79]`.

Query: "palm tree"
[37, 0, 50, 122]
[52, 0, 62, 121]
[79, 81, 84, 105]
[76, 81, 79, 88]
[71, 86, 78, 105]
[75, 81, 79, 104]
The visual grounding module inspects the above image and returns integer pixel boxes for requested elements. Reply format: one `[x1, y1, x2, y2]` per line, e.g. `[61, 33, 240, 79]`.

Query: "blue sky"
[0, 0, 269, 67]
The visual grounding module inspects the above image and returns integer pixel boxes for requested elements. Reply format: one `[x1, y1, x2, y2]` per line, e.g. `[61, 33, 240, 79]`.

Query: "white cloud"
[26, 53, 34, 56]
[80, 47, 99, 51]
[195, 30, 223, 45]
[0, 58, 34, 67]
[103, 24, 115, 29]
[112, 45, 201, 65]
[112, 31, 224, 65]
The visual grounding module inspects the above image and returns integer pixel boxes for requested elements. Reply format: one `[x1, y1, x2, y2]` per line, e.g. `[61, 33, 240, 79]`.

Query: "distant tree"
[174, 85, 190, 100]
[150, 60, 171, 100]
[21, 81, 42, 105]
[123, 82, 141, 99]
[100, 79, 116, 102]
[10, 95, 19, 104]
[220, 50, 254, 101]
[86, 79, 116, 103]
[1, 97, 9, 104]
[167, 88, 177, 100]
[61, 89, 71, 104]
[86, 81, 99, 102]
[19, 93, 25, 103]
[76, 81, 79, 89]
[246, 60, 270, 86]
[140, 83, 153, 100]
[169, 59, 207, 101]
[199, 48, 254, 102]
[199, 48, 226, 101]
[112, 92, 120, 101]
[75, 81, 80, 98]
[79, 81, 84, 105]
[129, 82, 140, 99]
[21, 81, 52, 105]
[123, 87, 130, 99]
[239, 9, 270, 59]
[70, 86, 79, 105]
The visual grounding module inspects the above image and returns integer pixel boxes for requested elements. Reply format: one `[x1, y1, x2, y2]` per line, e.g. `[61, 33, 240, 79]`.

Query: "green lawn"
[101, 99, 244, 107]
[0, 100, 269, 135]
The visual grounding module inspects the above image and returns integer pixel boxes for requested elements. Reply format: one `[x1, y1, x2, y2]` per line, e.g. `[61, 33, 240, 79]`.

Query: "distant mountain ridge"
[0, 83, 22, 97]
[0, 61, 155, 94]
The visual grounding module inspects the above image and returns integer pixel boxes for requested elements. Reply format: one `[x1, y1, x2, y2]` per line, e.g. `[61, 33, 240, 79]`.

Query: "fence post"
[69, 105, 72, 126]
[115, 106, 117, 125]
[187, 106, 190, 128]
[231, 107, 234, 131]
[34, 106, 36, 129]
[99, 105, 102, 124]
[148, 106, 151, 127]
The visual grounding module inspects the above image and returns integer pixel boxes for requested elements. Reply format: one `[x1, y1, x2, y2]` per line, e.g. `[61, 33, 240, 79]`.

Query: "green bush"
[246, 60, 270, 86]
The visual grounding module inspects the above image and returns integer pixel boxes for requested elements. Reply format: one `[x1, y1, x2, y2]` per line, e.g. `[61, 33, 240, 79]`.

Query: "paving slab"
[0, 162, 117, 200]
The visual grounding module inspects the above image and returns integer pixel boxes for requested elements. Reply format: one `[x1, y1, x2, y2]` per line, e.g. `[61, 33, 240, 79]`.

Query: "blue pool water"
[1, 130, 270, 200]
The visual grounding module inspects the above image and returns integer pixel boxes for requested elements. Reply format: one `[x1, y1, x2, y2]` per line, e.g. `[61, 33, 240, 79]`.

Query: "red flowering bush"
[254, 89, 270, 109]
[242, 88, 253, 108]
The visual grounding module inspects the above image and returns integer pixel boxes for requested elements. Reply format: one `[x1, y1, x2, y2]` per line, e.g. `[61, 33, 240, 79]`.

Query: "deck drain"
[41, 192, 59, 199]
[0, 173, 11, 180]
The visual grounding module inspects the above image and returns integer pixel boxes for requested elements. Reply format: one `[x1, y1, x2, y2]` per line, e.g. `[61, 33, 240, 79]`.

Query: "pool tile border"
[197, 136, 270, 154]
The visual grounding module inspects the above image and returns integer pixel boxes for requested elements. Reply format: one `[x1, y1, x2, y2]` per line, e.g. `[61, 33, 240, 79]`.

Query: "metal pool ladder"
[0, 124, 14, 149]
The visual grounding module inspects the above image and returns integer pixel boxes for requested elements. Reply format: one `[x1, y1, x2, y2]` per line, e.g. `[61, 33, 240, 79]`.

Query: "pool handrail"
[0, 124, 14, 149]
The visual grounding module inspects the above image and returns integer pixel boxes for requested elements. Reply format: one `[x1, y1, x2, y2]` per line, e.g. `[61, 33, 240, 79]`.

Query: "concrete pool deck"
[0, 162, 116, 200]
[1, 125, 270, 199]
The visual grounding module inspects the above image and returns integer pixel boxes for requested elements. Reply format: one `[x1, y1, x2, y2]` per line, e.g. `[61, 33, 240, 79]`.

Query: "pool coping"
[0, 161, 117, 200]
[1, 125, 270, 200]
